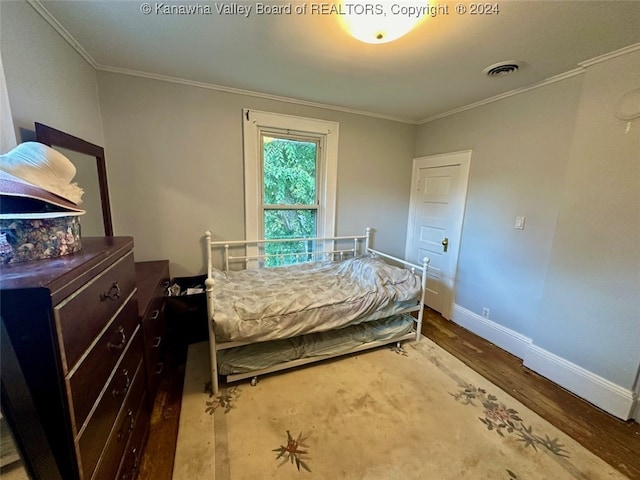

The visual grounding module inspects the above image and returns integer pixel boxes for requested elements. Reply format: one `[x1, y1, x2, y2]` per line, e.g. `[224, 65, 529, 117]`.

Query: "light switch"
[515, 216, 526, 230]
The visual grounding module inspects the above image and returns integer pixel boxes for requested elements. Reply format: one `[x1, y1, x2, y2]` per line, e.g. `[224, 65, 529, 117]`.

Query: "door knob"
[442, 237, 449, 252]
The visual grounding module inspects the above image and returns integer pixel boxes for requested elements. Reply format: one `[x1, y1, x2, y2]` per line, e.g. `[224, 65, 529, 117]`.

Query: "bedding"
[217, 313, 415, 375]
[210, 255, 422, 343]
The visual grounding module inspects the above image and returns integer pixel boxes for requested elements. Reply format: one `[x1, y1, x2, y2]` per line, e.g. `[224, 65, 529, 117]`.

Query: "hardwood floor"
[421, 307, 640, 480]
[137, 351, 186, 480]
[138, 308, 640, 479]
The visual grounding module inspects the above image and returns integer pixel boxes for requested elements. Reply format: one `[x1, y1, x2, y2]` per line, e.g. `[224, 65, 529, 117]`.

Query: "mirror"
[34, 123, 113, 236]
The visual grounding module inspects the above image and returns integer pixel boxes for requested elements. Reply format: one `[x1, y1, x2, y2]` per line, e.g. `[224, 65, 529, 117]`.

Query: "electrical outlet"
[482, 307, 490, 319]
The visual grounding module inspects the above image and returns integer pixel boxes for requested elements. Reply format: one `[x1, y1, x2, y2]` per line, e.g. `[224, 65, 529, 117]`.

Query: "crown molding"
[27, 0, 98, 69]
[28, 1, 416, 124]
[419, 43, 640, 125]
[96, 65, 418, 124]
[578, 43, 640, 68]
[28, 0, 639, 127]
[418, 68, 585, 125]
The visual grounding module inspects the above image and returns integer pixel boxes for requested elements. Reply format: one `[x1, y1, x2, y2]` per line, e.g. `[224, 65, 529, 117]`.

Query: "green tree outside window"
[262, 136, 319, 266]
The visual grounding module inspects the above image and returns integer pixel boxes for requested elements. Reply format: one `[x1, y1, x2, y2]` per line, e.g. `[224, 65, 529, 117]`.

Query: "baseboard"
[451, 305, 532, 360]
[632, 396, 640, 422]
[524, 344, 636, 420]
[451, 304, 636, 421]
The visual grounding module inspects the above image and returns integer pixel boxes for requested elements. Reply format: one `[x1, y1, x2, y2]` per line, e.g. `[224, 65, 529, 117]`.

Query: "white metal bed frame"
[204, 227, 429, 394]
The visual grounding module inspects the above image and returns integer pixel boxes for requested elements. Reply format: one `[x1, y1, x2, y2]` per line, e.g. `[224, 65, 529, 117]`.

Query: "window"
[243, 109, 338, 265]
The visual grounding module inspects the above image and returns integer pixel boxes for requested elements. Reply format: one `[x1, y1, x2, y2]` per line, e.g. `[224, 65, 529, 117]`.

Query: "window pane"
[263, 136, 317, 205]
[264, 209, 317, 266]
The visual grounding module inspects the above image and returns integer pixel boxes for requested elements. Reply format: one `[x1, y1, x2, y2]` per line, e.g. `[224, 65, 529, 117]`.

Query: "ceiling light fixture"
[338, 1, 428, 44]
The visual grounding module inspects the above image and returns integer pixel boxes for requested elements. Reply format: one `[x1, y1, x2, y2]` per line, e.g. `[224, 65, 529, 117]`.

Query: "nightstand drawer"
[56, 252, 137, 371]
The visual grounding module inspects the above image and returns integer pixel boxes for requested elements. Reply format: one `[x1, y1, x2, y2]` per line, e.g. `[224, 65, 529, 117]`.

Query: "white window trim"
[243, 109, 338, 247]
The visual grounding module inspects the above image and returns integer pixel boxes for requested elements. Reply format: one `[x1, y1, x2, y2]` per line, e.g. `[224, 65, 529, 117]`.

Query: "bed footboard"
[367, 247, 430, 344]
[204, 268, 218, 394]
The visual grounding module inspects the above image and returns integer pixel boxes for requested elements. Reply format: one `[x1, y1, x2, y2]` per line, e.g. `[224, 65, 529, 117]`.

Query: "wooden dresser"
[0, 237, 149, 480]
[135, 260, 170, 400]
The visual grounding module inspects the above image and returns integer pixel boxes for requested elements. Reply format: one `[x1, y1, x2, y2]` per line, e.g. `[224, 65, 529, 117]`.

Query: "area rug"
[173, 339, 628, 479]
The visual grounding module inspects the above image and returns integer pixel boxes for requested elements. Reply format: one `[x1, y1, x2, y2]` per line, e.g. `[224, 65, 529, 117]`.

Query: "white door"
[405, 151, 471, 319]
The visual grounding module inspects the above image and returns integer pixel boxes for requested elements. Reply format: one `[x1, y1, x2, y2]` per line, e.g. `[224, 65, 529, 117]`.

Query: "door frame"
[405, 150, 472, 319]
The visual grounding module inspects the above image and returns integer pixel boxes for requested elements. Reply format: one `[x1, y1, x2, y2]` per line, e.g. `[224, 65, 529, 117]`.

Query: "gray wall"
[416, 76, 584, 339]
[1, 1, 104, 146]
[96, 72, 416, 276]
[416, 50, 640, 408]
[535, 50, 640, 389]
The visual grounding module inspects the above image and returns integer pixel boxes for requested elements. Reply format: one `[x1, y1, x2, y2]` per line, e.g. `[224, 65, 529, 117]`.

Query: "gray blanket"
[210, 256, 421, 343]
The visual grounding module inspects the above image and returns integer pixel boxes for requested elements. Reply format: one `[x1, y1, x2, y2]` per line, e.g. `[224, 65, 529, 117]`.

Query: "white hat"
[0, 142, 85, 219]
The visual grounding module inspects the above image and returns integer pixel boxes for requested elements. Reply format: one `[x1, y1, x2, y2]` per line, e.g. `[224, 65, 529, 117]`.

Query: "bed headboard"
[205, 227, 371, 271]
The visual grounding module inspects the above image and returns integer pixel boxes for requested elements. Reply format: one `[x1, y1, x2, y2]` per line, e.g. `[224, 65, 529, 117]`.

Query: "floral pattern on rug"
[205, 384, 241, 415]
[273, 430, 311, 472]
[451, 383, 569, 458]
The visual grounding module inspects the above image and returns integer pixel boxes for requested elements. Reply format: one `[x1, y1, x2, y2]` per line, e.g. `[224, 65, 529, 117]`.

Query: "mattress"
[210, 255, 422, 343]
[217, 313, 415, 375]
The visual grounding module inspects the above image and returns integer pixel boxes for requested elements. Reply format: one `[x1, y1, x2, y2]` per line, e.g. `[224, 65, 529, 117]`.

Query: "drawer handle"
[117, 409, 135, 442]
[108, 326, 127, 351]
[152, 336, 162, 348]
[100, 281, 121, 301]
[120, 447, 139, 480]
[111, 368, 131, 397]
[149, 309, 160, 320]
[154, 362, 164, 375]
[132, 447, 139, 471]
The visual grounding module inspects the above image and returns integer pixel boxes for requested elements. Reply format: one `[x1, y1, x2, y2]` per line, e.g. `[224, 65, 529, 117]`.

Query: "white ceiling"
[37, 0, 640, 123]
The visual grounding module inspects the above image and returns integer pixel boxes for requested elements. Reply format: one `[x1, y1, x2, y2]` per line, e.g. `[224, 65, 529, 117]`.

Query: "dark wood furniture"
[35, 122, 113, 236]
[135, 261, 170, 400]
[1, 317, 64, 479]
[0, 237, 148, 480]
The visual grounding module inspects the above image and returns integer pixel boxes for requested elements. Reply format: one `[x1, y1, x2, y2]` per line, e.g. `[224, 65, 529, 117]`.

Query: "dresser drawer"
[55, 252, 137, 372]
[91, 386, 148, 480]
[77, 334, 145, 480]
[145, 345, 164, 397]
[142, 297, 166, 394]
[68, 298, 140, 431]
[142, 297, 165, 352]
[115, 399, 150, 480]
[136, 260, 170, 401]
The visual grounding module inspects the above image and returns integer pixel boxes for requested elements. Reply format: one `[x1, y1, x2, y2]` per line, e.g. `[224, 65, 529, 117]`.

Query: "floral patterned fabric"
[210, 256, 421, 343]
[0, 216, 81, 264]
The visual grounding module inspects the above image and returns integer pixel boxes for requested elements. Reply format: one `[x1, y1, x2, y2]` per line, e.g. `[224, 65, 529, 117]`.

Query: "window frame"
[243, 109, 339, 258]
[260, 131, 321, 240]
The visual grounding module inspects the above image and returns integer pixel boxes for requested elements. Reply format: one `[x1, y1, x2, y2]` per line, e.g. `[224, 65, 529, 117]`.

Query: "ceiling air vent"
[483, 61, 524, 77]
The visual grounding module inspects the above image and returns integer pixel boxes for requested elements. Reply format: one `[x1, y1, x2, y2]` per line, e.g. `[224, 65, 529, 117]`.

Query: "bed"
[204, 227, 429, 394]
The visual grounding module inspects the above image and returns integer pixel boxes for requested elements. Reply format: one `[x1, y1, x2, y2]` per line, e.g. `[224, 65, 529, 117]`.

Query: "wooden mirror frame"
[34, 122, 113, 236]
